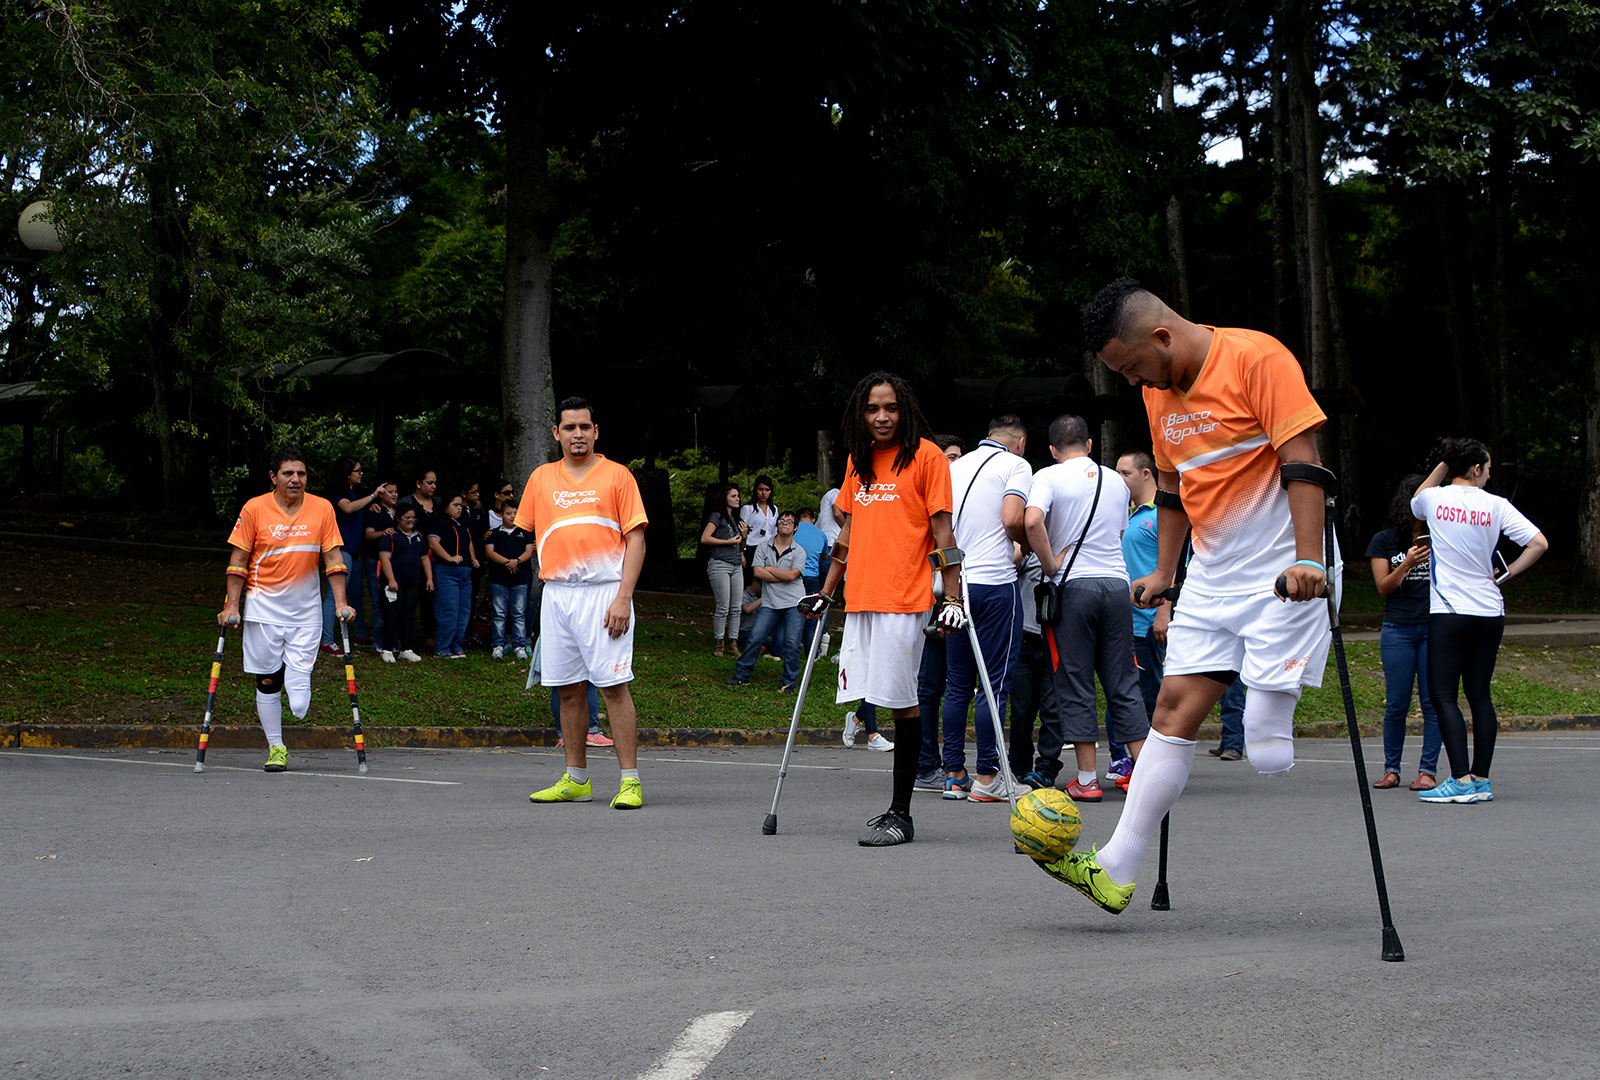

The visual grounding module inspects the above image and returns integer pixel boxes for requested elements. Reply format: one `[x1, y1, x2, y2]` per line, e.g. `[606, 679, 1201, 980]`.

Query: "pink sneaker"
[586, 731, 614, 747]
[1065, 777, 1104, 802]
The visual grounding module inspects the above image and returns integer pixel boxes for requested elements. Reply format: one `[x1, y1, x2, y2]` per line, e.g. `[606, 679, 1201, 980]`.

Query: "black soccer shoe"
[858, 809, 914, 847]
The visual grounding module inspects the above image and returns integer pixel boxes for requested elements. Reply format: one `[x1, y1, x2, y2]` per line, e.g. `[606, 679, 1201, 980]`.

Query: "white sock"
[1097, 730, 1195, 886]
[256, 691, 284, 747]
[1077, 771, 1097, 786]
[621, 769, 639, 780]
[567, 766, 588, 783]
[1243, 687, 1300, 775]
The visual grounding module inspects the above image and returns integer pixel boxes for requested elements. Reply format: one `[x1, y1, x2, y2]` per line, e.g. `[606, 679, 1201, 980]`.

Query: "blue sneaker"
[1419, 775, 1478, 803]
[1473, 777, 1493, 802]
[942, 775, 973, 800]
[1018, 770, 1053, 793]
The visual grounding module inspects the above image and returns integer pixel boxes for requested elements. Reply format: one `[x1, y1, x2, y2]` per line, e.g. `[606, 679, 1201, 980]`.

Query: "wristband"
[1293, 559, 1325, 572]
[326, 563, 349, 576]
[225, 565, 248, 578]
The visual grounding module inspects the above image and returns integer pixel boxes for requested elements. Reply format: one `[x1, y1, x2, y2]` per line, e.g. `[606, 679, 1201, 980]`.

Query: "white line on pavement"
[0, 751, 461, 785]
[636, 1011, 752, 1080]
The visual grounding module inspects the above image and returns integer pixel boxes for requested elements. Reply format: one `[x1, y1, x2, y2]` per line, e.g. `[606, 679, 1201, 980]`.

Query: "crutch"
[339, 623, 370, 774]
[1132, 582, 1183, 909]
[762, 601, 831, 834]
[1276, 489, 1404, 962]
[193, 616, 236, 773]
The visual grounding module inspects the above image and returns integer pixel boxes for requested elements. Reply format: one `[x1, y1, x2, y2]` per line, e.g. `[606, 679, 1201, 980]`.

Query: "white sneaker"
[491, 646, 504, 659]
[969, 775, 1016, 802]
[514, 647, 528, 661]
[842, 711, 863, 748]
[866, 733, 894, 752]
[380, 650, 396, 664]
[398, 650, 423, 662]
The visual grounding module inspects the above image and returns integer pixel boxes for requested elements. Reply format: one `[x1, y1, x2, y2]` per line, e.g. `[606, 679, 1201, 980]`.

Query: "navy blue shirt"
[1365, 527, 1431, 625]
[461, 504, 489, 550]
[332, 486, 366, 552]
[380, 530, 428, 586]
[362, 504, 395, 562]
[429, 515, 474, 564]
[487, 526, 534, 586]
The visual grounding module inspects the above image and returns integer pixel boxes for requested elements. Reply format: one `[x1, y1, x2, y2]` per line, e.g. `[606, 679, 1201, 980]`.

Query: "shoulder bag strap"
[1056, 461, 1104, 584]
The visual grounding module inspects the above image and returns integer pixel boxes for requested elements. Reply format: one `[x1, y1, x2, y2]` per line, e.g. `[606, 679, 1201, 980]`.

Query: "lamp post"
[6, 200, 63, 494]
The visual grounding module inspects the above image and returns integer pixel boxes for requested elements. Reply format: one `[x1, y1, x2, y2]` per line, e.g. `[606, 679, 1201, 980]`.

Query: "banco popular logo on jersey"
[1161, 409, 1219, 445]
[552, 489, 600, 509]
[268, 522, 311, 541]
[854, 482, 899, 505]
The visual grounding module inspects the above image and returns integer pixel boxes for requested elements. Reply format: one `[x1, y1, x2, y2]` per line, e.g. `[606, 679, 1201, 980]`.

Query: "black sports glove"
[796, 592, 834, 618]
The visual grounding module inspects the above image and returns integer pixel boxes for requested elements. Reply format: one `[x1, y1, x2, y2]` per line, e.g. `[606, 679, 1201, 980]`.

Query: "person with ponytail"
[1410, 438, 1548, 804]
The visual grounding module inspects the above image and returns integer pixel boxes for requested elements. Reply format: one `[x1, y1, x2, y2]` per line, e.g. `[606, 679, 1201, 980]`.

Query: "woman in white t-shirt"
[739, 474, 778, 568]
[1409, 437, 1548, 805]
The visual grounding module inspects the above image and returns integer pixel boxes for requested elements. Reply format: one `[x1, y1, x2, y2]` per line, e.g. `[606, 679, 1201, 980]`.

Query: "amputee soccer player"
[801, 371, 967, 847]
[1042, 278, 1336, 913]
[519, 397, 650, 810]
[219, 447, 353, 772]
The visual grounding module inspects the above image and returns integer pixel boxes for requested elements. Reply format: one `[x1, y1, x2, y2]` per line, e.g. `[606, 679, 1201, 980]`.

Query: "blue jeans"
[1219, 679, 1246, 752]
[736, 606, 803, 686]
[1381, 620, 1442, 775]
[551, 684, 601, 732]
[800, 575, 821, 652]
[490, 582, 529, 649]
[321, 549, 367, 644]
[432, 564, 472, 654]
[942, 581, 1023, 775]
[917, 635, 947, 773]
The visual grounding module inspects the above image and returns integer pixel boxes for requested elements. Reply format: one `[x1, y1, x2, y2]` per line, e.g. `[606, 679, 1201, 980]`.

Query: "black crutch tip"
[1381, 928, 1405, 962]
[1150, 884, 1171, 911]
[761, 814, 778, 835]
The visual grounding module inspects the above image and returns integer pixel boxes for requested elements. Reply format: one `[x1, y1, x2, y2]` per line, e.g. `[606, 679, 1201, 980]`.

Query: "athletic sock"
[1096, 730, 1195, 886]
[1077, 771, 1097, 786]
[620, 769, 639, 780]
[567, 767, 588, 783]
[256, 690, 284, 747]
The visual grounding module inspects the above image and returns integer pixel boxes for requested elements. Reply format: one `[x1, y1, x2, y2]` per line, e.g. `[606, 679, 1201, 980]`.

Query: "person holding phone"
[1410, 438, 1549, 804]
[1365, 474, 1442, 792]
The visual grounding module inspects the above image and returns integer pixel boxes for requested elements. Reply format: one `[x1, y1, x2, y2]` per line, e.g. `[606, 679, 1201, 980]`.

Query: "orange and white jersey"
[514, 455, 648, 585]
[1144, 326, 1326, 596]
[228, 493, 343, 626]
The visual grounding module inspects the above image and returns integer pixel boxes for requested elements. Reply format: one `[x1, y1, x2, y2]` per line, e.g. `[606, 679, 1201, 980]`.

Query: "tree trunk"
[1581, 332, 1600, 600]
[1269, 43, 1292, 346]
[499, 6, 557, 486]
[1435, 186, 1482, 434]
[1160, 64, 1191, 314]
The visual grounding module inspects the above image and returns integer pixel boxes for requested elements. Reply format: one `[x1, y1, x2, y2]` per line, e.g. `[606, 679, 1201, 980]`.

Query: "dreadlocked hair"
[840, 370, 936, 488]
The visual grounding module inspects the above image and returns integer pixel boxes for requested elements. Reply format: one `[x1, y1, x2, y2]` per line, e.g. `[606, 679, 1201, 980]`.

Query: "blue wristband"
[1293, 559, 1326, 572]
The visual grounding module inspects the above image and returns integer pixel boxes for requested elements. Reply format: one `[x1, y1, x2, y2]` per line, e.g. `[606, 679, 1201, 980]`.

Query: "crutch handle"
[1273, 573, 1330, 600]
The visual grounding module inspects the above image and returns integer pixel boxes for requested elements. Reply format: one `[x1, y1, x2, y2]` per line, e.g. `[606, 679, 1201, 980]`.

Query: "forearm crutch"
[193, 619, 234, 773]
[339, 623, 370, 774]
[762, 604, 830, 834]
[1276, 479, 1404, 962]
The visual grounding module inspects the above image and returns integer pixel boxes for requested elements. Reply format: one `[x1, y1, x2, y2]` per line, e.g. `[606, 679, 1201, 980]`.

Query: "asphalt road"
[4, 734, 1597, 1079]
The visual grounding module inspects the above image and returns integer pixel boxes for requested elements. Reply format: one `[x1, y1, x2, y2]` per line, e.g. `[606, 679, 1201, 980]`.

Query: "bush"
[630, 447, 831, 557]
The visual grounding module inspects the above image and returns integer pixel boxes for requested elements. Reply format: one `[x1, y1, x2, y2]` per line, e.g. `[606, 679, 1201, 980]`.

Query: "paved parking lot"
[4, 734, 1598, 1079]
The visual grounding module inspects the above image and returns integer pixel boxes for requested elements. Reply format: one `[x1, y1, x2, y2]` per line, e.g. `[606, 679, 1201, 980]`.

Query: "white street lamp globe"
[17, 200, 63, 252]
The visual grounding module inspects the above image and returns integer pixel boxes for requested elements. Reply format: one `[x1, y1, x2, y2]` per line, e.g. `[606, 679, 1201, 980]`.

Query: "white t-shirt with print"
[1411, 484, 1539, 617]
[1026, 457, 1131, 584]
[948, 440, 1032, 585]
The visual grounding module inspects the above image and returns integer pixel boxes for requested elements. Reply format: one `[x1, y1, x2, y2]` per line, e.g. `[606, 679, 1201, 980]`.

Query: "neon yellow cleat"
[610, 776, 643, 810]
[529, 774, 594, 803]
[1039, 845, 1136, 914]
[263, 745, 289, 772]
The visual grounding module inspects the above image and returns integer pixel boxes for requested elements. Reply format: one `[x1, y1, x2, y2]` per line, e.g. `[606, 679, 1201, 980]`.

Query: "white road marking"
[381, 744, 849, 771]
[636, 1011, 752, 1080]
[0, 751, 460, 785]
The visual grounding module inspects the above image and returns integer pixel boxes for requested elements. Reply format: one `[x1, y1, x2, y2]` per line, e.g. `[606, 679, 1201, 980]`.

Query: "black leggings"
[1426, 613, 1505, 778]
[385, 583, 423, 652]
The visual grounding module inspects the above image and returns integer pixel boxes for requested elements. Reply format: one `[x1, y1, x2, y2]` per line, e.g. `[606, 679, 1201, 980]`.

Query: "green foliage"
[628, 446, 830, 558]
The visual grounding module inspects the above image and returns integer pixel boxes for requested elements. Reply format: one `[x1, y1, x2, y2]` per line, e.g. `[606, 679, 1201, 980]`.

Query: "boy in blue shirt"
[485, 499, 534, 660]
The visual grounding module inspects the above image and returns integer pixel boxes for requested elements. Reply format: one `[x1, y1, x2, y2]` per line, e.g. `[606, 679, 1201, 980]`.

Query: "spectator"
[428, 492, 478, 659]
[488, 477, 515, 530]
[320, 456, 385, 653]
[1365, 474, 1442, 791]
[460, 480, 491, 624]
[378, 503, 431, 662]
[726, 510, 807, 690]
[362, 480, 398, 654]
[1413, 438, 1548, 805]
[486, 497, 534, 660]
[736, 577, 764, 652]
[1108, 450, 1169, 787]
[842, 701, 894, 751]
[1009, 552, 1061, 785]
[1021, 414, 1148, 803]
[937, 434, 965, 463]
[818, 485, 842, 585]
[740, 474, 778, 567]
[398, 468, 441, 648]
[700, 483, 748, 657]
[551, 685, 613, 747]
[939, 416, 1031, 803]
[792, 507, 828, 653]
[1209, 681, 1246, 761]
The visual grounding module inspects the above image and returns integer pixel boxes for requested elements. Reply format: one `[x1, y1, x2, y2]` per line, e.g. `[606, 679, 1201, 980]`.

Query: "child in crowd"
[486, 498, 534, 660]
[379, 505, 432, 662]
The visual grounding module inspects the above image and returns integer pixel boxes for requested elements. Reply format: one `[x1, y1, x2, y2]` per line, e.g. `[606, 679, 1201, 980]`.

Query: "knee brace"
[1243, 687, 1300, 775]
[255, 667, 285, 696]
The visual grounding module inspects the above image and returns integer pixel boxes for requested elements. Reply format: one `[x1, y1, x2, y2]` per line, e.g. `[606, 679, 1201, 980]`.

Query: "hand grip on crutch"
[339, 623, 369, 774]
[194, 616, 236, 773]
[763, 597, 832, 835]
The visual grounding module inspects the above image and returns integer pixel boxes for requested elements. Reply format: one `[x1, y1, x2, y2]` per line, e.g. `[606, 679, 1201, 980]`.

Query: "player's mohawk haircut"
[1082, 277, 1152, 353]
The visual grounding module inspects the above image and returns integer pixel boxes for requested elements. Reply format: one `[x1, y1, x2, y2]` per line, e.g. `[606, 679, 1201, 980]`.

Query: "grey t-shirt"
[755, 539, 807, 609]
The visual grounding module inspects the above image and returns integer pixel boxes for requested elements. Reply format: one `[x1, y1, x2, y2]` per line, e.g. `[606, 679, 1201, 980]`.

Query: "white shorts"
[836, 609, 931, 710]
[241, 621, 319, 678]
[539, 581, 635, 688]
[1163, 585, 1334, 694]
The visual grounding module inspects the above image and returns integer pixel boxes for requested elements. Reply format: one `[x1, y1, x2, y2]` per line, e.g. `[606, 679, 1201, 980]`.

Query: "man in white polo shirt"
[937, 415, 1033, 802]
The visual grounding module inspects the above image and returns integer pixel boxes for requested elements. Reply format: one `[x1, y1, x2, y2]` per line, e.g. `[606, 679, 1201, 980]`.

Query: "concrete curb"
[7, 716, 1599, 751]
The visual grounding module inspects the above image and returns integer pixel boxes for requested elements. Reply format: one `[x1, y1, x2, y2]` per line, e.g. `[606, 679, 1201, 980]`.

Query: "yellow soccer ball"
[1010, 788, 1082, 862]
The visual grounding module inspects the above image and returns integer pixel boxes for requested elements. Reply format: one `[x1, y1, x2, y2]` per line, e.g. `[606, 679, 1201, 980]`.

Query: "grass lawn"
[2, 541, 1595, 733]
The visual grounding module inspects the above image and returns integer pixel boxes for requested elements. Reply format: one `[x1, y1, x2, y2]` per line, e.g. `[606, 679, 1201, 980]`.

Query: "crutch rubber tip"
[1150, 884, 1171, 911]
[1381, 927, 1405, 962]
[358, 762, 369, 774]
[193, 762, 205, 773]
[761, 814, 778, 835]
